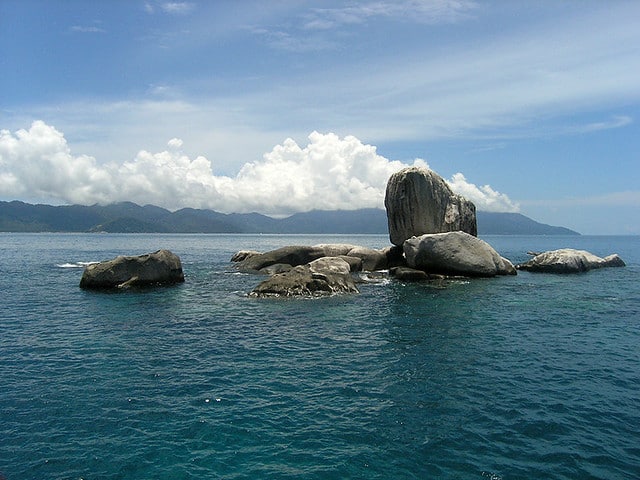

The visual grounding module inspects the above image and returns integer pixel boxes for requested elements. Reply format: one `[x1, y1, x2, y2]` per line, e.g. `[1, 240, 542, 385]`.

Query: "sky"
[1, 0, 639, 234]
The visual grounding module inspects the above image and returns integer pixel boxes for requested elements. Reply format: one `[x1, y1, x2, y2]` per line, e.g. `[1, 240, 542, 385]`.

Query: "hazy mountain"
[0, 201, 579, 235]
[476, 211, 579, 235]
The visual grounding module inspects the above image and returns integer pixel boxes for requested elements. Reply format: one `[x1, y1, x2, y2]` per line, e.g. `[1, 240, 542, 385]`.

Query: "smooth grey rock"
[312, 243, 358, 257]
[80, 249, 185, 289]
[250, 257, 359, 297]
[385, 167, 477, 246]
[516, 249, 626, 273]
[404, 231, 516, 277]
[308, 257, 352, 275]
[345, 246, 388, 271]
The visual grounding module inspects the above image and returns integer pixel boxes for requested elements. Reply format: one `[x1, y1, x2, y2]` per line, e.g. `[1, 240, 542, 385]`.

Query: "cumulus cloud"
[0, 121, 519, 214]
[0, 121, 114, 204]
[448, 173, 520, 212]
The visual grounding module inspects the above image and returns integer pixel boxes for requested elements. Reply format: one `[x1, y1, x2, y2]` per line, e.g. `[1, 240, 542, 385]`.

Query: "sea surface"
[1, 233, 639, 480]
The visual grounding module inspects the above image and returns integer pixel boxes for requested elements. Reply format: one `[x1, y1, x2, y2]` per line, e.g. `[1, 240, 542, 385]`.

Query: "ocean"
[1, 233, 639, 480]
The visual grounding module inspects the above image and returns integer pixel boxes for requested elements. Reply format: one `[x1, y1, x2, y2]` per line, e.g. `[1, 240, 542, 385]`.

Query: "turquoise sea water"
[1, 233, 639, 480]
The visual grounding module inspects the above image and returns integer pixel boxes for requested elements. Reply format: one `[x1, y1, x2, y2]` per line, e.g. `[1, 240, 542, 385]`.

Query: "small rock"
[516, 249, 626, 273]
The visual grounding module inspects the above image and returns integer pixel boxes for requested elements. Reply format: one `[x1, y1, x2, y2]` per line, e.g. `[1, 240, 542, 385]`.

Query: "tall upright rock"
[385, 167, 477, 246]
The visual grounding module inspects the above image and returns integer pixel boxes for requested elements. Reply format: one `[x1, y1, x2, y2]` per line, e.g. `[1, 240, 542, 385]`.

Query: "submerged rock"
[404, 231, 516, 277]
[516, 249, 625, 273]
[385, 167, 477, 246]
[79, 249, 185, 289]
[389, 266, 430, 282]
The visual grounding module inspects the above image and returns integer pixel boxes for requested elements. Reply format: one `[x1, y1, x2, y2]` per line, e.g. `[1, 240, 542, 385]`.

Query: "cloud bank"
[0, 121, 519, 215]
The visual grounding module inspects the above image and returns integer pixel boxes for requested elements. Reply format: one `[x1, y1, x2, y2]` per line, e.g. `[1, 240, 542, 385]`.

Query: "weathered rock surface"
[385, 167, 477, 246]
[344, 246, 388, 271]
[250, 257, 359, 297]
[80, 249, 185, 289]
[516, 249, 625, 273]
[404, 231, 516, 277]
[307, 256, 352, 275]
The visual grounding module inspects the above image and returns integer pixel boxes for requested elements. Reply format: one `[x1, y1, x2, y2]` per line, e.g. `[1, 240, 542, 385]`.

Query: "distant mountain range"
[0, 200, 579, 235]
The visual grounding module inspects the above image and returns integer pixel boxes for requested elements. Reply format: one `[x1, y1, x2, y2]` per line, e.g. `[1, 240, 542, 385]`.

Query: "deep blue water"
[1, 233, 639, 480]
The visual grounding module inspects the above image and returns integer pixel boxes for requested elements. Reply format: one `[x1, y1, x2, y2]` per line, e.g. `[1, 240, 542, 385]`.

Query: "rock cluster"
[79, 167, 625, 297]
[79, 249, 184, 289]
[385, 167, 477, 246]
[249, 257, 359, 297]
[235, 243, 402, 274]
[233, 243, 399, 297]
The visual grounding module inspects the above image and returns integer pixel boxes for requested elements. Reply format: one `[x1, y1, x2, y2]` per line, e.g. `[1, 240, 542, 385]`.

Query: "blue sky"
[1, 0, 639, 234]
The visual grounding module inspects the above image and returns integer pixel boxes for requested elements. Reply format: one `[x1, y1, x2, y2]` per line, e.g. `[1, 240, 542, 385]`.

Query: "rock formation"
[404, 231, 516, 277]
[250, 257, 359, 297]
[516, 249, 625, 273]
[234, 244, 392, 273]
[79, 249, 185, 289]
[385, 167, 477, 246]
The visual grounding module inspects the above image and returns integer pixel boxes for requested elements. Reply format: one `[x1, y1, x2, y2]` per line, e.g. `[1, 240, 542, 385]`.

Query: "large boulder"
[404, 231, 516, 277]
[516, 249, 625, 273]
[80, 249, 185, 289]
[385, 167, 477, 246]
[250, 257, 359, 297]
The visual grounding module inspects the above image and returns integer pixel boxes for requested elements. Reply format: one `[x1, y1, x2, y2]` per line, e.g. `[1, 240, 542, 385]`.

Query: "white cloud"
[161, 2, 194, 15]
[448, 173, 520, 212]
[0, 121, 519, 214]
[144, 1, 194, 15]
[304, 0, 478, 30]
[257, 1, 478, 52]
[70, 25, 106, 34]
[265, 3, 640, 142]
[0, 121, 114, 204]
[167, 138, 184, 149]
